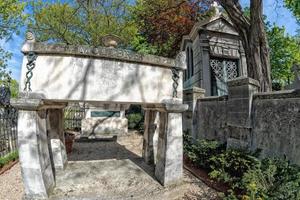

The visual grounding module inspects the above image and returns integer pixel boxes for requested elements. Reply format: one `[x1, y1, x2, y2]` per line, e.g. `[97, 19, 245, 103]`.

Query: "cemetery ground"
[0, 131, 218, 200]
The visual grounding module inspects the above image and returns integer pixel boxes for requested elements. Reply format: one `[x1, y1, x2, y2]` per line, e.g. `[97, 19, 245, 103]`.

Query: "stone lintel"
[253, 89, 300, 100]
[227, 76, 260, 88]
[198, 95, 228, 102]
[11, 93, 67, 111]
[21, 42, 179, 69]
[183, 87, 206, 95]
[11, 98, 44, 111]
[143, 99, 188, 113]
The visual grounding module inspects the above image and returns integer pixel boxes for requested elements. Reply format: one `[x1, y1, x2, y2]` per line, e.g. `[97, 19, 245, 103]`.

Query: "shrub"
[209, 149, 260, 188]
[127, 113, 143, 130]
[183, 136, 300, 199]
[0, 151, 18, 168]
[242, 158, 300, 200]
[183, 133, 225, 169]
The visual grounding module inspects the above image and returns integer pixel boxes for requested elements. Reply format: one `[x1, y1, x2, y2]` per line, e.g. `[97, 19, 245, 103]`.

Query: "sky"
[2, 0, 299, 81]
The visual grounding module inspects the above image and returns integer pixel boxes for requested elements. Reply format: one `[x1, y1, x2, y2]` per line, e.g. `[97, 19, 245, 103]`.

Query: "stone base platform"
[46, 134, 217, 200]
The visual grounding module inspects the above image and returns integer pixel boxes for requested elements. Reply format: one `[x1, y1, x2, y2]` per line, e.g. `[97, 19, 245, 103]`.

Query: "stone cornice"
[22, 42, 179, 69]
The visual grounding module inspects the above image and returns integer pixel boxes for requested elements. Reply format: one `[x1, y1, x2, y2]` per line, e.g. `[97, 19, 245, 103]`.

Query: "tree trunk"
[218, 0, 272, 92]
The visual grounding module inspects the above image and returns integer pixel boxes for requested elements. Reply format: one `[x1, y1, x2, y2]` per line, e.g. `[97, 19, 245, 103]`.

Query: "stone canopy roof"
[180, 13, 239, 50]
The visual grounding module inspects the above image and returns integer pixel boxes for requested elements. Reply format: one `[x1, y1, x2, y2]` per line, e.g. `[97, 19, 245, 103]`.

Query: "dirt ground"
[0, 162, 24, 200]
[0, 132, 218, 200]
[52, 133, 218, 200]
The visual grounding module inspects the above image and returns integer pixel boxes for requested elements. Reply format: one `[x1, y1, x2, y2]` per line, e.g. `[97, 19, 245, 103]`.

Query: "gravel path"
[0, 162, 24, 200]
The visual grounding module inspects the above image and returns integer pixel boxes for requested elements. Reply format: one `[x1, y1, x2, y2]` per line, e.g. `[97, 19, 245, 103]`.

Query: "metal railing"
[64, 103, 86, 131]
[0, 106, 18, 157]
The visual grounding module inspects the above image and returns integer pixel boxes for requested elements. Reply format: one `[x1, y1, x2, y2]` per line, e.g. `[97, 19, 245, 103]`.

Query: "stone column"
[47, 109, 67, 170]
[13, 97, 55, 199]
[153, 111, 160, 164]
[155, 99, 188, 186]
[226, 77, 260, 149]
[142, 110, 158, 164]
[183, 87, 205, 139]
[200, 35, 211, 96]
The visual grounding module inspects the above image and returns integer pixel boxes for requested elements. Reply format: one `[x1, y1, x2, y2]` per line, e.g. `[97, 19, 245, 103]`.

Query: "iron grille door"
[210, 58, 238, 96]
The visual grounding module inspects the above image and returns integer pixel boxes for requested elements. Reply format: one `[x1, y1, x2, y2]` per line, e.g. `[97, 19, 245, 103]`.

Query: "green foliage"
[184, 135, 225, 169]
[127, 113, 143, 130]
[0, 151, 18, 168]
[0, 79, 19, 99]
[267, 25, 300, 88]
[131, 0, 214, 57]
[284, 0, 300, 23]
[242, 158, 300, 200]
[209, 149, 260, 188]
[130, 35, 158, 55]
[183, 135, 300, 199]
[29, 0, 138, 47]
[0, 0, 26, 81]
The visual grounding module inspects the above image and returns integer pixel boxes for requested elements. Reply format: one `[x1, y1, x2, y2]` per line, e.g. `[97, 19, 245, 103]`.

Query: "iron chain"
[24, 52, 37, 91]
[171, 68, 180, 98]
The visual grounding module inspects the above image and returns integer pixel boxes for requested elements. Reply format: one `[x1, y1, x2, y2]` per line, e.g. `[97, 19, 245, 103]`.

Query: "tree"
[267, 25, 300, 89]
[0, 79, 19, 98]
[284, 0, 300, 22]
[29, 0, 138, 47]
[0, 0, 26, 82]
[218, 0, 272, 92]
[131, 0, 214, 57]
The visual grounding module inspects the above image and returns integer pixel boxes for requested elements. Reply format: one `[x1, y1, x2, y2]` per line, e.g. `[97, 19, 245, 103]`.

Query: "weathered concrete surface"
[183, 87, 205, 138]
[81, 103, 129, 136]
[48, 109, 67, 170]
[48, 134, 218, 200]
[81, 117, 128, 136]
[155, 112, 184, 186]
[18, 110, 55, 199]
[196, 95, 228, 142]
[195, 77, 300, 165]
[142, 110, 158, 164]
[252, 90, 300, 165]
[20, 42, 186, 104]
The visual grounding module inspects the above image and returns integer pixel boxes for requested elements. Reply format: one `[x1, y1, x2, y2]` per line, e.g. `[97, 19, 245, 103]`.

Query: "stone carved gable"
[203, 18, 239, 36]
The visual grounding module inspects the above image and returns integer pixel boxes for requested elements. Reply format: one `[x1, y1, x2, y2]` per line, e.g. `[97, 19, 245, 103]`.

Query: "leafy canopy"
[267, 24, 300, 87]
[284, 0, 300, 22]
[29, 0, 138, 47]
[0, 0, 26, 82]
[131, 0, 214, 57]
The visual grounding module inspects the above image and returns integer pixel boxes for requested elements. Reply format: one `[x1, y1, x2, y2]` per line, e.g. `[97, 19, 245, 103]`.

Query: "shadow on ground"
[49, 134, 219, 200]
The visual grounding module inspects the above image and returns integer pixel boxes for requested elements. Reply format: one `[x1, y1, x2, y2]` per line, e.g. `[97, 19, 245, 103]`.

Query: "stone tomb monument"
[81, 103, 130, 137]
[13, 32, 188, 199]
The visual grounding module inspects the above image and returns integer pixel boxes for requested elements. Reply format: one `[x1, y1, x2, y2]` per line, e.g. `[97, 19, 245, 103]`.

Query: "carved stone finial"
[102, 34, 121, 48]
[25, 31, 35, 42]
[211, 1, 222, 16]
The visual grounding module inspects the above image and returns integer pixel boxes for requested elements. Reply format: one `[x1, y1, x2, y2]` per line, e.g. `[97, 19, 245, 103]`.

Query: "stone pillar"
[226, 77, 260, 148]
[142, 110, 158, 164]
[183, 87, 205, 139]
[153, 112, 160, 164]
[155, 99, 188, 186]
[16, 105, 55, 199]
[47, 109, 67, 170]
[200, 35, 211, 96]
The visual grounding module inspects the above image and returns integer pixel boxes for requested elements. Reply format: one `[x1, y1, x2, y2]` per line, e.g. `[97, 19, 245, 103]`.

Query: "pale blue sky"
[2, 0, 299, 81]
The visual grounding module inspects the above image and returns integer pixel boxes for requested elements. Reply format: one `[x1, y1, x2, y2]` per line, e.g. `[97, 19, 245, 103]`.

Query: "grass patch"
[0, 151, 18, 168]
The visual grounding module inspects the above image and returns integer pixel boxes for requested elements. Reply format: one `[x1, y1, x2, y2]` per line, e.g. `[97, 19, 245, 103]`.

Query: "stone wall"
[252, 90, 300, 164]
[81, 117, 128, 137]
[193, 77, 300, 165]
